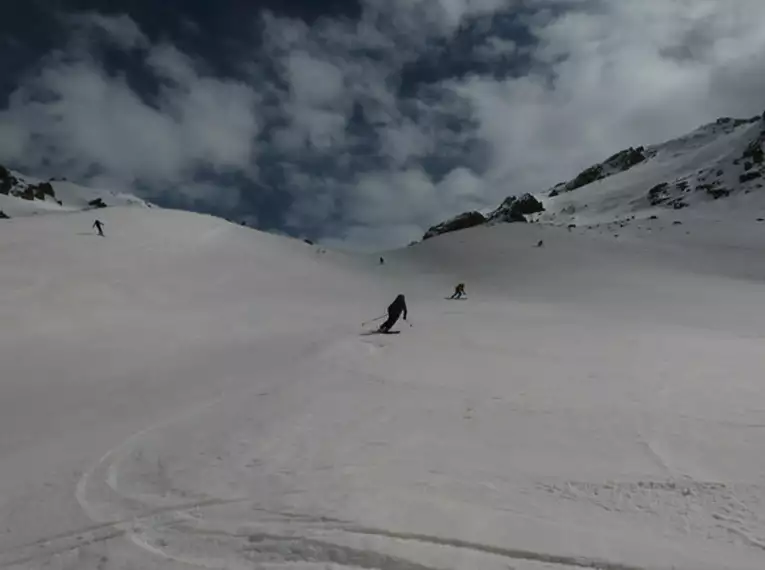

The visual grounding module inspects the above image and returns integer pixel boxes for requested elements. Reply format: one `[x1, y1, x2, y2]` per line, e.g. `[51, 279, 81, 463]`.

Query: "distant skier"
[536, 240, 544, 247]
[380, 256, 385, 265]
[93, 219, 105, 237]
[379, 294, 408, 333]
[449, 283, 466, 299]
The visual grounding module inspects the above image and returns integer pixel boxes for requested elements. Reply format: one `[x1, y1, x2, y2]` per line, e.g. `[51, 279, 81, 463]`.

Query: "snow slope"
[541, 115, 765, 227]
[3, 204, 765, 570]
[420, 114, 765, 246]
[0, 167, 149, 218]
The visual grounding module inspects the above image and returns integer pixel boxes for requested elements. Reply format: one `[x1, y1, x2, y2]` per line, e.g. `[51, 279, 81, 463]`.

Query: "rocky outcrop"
[0, 165, 17, 195]
[740, 171, 762, 183]
[0, 166, 58, 202]
[742, 140, 764, 165]
[697, 183, 731, 199]
[716, 116, 761, 128]
[605, 147, 648, 172]
[423, 211, 486, 240]
[647, 183, 670, 206]
[487, 193, 544, 223]
[551, 147, 647, 196]
[17, 182, 55, 201]
[33, 182, 55, 200]
[422, 194, 545, 241]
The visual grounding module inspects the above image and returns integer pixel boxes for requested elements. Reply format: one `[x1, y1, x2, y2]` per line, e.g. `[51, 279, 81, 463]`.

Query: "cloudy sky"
[1, 1, 764, 248]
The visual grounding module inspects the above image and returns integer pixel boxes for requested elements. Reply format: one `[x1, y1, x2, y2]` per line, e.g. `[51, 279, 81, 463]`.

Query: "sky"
[1, 1, 764, 249]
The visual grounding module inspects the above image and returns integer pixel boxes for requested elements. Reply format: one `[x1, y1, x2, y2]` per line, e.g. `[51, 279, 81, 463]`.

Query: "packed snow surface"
[3, 204, 765, 570]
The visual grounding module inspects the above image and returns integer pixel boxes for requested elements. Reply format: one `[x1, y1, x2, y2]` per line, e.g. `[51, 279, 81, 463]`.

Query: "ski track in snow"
[3, 327, 647, 570]
[28, 325, 765, 570]
[4, 209, 765, 569]
[5, 330, 608, 570]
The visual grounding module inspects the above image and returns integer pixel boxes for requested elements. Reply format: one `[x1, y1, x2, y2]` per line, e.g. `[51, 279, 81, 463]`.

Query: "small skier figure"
[379, 256, 385, 265]
[379, 294, 407, 333]
[93, 219, 105, 237]
[536, 239, 544, 247]
[449, 283, 466, 299]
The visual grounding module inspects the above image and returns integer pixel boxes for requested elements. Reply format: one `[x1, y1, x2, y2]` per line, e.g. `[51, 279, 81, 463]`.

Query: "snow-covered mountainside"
[424, 112, 765, 239]
[4, 186, 765, 568]
[0, 164, 150, 218]
[543, 112, 765, 227]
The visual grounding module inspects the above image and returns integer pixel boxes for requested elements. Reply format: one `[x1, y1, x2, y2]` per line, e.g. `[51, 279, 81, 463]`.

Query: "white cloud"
[291, 107, 348, 150]
[380, 121, 436, 167]
[146, 43, 199, 84]
[67, 12, 149, 51]
[336, 166, 485, 248]
[285, 51, 346, 107]
[451, 0, 765, 195]
[276, 51, 350, 151]
[475, 36, 517, 58]
[363, 0, 516, 38]
[0, 13, 260, 199]
[0, 119, 28, 161]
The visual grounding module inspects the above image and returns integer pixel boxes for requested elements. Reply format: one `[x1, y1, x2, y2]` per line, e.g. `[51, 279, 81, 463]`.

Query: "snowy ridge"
[543, 113, 765, 226]
[420, 112, 765, 241]
[0, 164, 150, 219]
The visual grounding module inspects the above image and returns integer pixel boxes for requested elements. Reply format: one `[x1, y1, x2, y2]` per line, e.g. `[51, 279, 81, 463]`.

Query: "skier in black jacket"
[379, 294, 407, 333]
[449, 283, 466, 299]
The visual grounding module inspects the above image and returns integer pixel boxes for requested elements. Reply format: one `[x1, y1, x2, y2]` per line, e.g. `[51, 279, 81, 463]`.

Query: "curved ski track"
[0, 329, 723, 570]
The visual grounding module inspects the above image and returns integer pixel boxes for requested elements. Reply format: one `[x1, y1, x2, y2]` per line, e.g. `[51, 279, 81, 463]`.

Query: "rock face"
[641, 118, 764, 211]
[0, 165, 17, 195]
[550, 147, 648, 196]
[422, 211, 486, 240]
[0, 165, 58, 202]
[740, 171, 762, 183]
[422, 194, 545, 241]
[487, 193, 545, 223]
[88, 198, 107, 209]
[647, 183, 670, 206]
[26, 182, 56, 201]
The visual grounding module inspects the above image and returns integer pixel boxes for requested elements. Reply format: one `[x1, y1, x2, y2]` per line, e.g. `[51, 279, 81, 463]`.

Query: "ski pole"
[362, 314, 386, 327]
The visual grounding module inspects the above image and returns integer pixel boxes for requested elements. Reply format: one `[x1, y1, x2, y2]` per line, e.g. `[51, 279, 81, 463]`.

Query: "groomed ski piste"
[3, 187, 765, 569]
